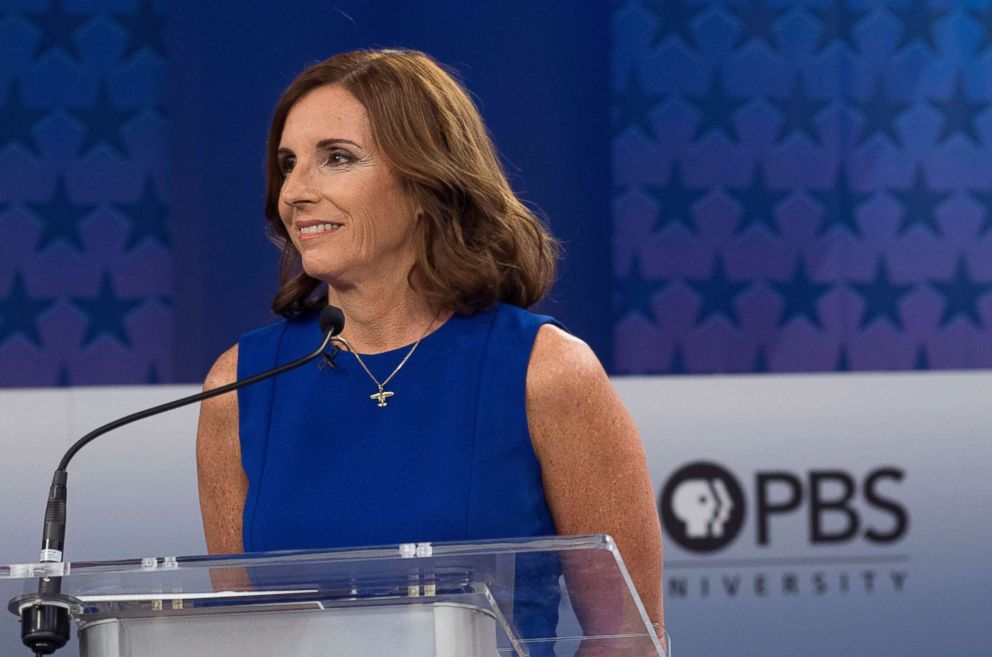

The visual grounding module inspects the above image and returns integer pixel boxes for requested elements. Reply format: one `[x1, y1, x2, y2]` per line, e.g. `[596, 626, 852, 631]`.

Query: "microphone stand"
[8, 307, 344, 656]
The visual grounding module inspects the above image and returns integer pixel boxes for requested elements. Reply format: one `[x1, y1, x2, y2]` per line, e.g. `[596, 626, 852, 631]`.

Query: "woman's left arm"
[527, 324, 664, 629]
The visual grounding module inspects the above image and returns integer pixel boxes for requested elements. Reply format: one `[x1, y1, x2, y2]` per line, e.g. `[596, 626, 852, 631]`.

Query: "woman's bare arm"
[527, 325, 664, 632]
[195, 344, 247, 555]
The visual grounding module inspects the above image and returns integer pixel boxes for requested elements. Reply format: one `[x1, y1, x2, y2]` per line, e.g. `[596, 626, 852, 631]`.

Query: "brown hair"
[264, 49, 560, 317]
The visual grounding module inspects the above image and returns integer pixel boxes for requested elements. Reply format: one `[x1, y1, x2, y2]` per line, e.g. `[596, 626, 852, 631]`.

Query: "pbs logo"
[660, 461, 746, 553]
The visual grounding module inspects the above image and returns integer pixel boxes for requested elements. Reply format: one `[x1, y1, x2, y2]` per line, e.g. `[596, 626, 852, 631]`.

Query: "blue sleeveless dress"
[237, 302, 562, 644]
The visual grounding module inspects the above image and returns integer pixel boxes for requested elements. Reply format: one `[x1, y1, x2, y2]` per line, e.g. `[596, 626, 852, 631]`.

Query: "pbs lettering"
[660, 462, 909, 551]
[756, 468, 907, 546]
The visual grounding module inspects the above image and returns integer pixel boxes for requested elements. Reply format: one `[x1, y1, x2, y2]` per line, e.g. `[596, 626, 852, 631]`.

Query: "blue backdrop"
[613, 0, 992, 373]
[2, 0, 992, 385]
[0, 0, 611, 384]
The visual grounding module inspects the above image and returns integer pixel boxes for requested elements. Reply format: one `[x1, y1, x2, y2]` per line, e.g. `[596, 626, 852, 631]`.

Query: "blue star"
[687, 257, 749, 327]
[27, 175, 97, 252]
[856, 78, 911, 147]
[813, 0, 870, 53]
[111, 0, 167, 59]
[851, 259, 914, 329]
[643, 162, 705, 233]
[930, 74, 989, 146]
[25, 0, 91, 62]
[71, 272, 143, 347]
[969, 189, 992, 236]
[70, 83, 139, 157]
[614, 255, 663, 323]
[729, 165, 788, 235]
[968, 7, 992, 54]
[612, 69, 663, 139]
[811, 164, 872, 237]
[890, 0, 949, 53]
[0, 272, 53, 347]
[688, 71, 747, 143]
[642, 0, 704, 49]
[931, 258, 992, 329]
[116, 177, 170, 249]
[0, 80, 47, 157]
[771, 258, 833, 329]
[770, 76, 828, 146]
[891, 166, 950, 236]
[734, 0, 788, 50]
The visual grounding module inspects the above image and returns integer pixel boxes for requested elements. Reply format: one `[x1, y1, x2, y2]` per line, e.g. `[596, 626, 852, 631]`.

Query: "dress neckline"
[324, 309, 462, 361]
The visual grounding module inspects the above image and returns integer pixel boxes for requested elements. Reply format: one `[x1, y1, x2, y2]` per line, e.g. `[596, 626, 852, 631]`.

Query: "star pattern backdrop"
[3, 1, 992, 386]
[612, 0, 992, 373]
[0, 0, 170, 386]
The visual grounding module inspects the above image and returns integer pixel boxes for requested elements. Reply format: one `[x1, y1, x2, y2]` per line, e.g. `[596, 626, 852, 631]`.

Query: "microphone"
[11, 306, 345, 656]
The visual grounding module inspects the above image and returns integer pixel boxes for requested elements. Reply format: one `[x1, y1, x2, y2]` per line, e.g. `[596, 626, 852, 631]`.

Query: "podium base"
[79, 600, 499, 657]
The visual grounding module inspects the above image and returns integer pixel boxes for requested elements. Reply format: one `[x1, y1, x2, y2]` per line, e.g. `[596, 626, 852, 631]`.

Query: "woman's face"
[277, 84, 419, 289]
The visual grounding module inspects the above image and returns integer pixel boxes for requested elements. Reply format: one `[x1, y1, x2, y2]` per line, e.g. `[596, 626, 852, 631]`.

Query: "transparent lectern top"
[2, 534, 668, 657]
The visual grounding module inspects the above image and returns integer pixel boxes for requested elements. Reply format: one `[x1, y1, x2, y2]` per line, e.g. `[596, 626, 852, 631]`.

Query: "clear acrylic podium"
[3, 535, 668, 657]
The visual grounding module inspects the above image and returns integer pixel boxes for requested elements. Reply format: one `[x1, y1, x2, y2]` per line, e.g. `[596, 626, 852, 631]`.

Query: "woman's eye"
[279, 157, 296, 175]
[327, 150, 354, 166]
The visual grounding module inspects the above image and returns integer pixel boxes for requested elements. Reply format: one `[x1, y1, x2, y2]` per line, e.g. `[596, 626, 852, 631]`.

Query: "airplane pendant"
[371, 389, 395, 407]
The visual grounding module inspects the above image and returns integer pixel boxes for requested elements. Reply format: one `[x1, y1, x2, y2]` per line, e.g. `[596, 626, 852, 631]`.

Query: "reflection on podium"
[5, 535, 668, 657]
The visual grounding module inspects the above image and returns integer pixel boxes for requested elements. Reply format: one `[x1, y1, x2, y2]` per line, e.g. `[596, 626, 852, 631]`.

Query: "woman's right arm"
[196, 344, 247, 555]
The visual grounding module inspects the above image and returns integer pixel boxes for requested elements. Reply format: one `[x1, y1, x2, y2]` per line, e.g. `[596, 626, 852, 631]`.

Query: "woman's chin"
[300, 259, 344, 283]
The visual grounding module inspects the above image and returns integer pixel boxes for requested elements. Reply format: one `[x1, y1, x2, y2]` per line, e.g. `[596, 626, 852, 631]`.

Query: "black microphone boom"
[13, 306, 345, 656]
[57, 305, 345, 473]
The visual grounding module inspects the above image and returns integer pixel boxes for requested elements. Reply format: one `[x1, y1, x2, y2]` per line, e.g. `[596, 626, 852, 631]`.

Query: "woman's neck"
[328, 281, 449, 354]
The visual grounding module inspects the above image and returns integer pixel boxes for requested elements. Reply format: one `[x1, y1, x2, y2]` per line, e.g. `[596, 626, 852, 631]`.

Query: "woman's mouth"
[298, 222, 343, 240]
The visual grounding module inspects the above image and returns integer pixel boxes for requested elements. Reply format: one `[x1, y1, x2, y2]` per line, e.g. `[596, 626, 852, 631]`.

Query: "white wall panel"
[617, 371, 992, 657]
[2, 372, 990, 656]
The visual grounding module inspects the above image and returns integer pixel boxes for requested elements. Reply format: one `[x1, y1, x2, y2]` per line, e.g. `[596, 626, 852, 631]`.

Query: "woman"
[195, 49, 664, 637]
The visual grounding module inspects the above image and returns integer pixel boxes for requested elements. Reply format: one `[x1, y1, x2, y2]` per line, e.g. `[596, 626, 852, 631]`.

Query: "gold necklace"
[334, 311, 441, 408]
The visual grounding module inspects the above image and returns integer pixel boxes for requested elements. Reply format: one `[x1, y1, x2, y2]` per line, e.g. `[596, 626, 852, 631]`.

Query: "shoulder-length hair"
[264, 49, 560, 318]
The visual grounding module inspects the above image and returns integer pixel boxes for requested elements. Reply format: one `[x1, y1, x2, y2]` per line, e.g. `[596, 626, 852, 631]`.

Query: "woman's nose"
[281, 167, 320, 207]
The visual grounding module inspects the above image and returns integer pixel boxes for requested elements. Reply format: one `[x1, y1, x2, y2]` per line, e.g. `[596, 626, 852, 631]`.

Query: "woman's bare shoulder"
[526, 324, 612, 420]
[197, 344, 240, 460]
[204, 344, 239, 392]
